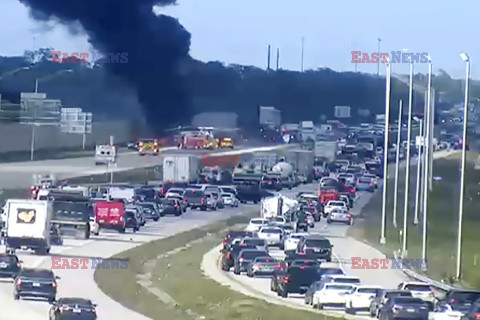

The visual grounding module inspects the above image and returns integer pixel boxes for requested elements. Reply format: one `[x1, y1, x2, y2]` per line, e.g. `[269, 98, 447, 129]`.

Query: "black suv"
[462, 299, 480, 320]
[274, 266, 320, 298]
[438, 289, 480, 314]
[222, 231, 255, 249]
[14, 268, 59, 302]
[49, 297, 98, 320]
[233, 249, 269, 275]
[378, 297, 429, 320]
[221, 243, 257, 271]
[184, 189, 207, 211]
[296, 236, 333, 262]
[0, 254, 21, 279]
[369, 289, 413, 318]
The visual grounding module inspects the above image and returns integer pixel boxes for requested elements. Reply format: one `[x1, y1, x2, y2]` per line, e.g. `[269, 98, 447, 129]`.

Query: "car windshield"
[184, 190, 203, 197]
[305, 239, 331, 247]
[404, 284, 431, 291]
[20, 269, 54, 279]
[255, 257, 275, 263]
[329, 202, 344, 206]
[326, 285, 353, 291]
[251, 219, 266, 225]
[291, 260, 318, 267]
[320, 268, 343, 275]
[0, 256, 16, 264]
[334, 278, 360, 283]
[261, 228, 282, 233]
[243, 238, 265, 246]
[60, 298, 93, 307]
[240, 251, 267, 259]
[221, 193, 232, 197]
[162, 199, 177, 205]
[221, 187, 236, 194]
[290, 235, 305, 239]
[271, 217, 284, 222]
[358, 288, 381, 294]
[387, 291, 412, 298]
[359, 179, 371, 183]
[393, 297, 424, 305]
[449, 291, 480, 302]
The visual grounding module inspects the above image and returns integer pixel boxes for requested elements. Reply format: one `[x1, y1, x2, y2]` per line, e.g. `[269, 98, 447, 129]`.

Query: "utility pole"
[301, 37, 305, 72]
[402, 61, 414, 254]
[377, 38, 382, 76]
[392, 100, 403, 228]
[413, 119, 423, 225]
[428, 88, 436, 191]
[276, 48, 280, 71]
[380, 61, 391, 245]
[267, 45, 271, 70]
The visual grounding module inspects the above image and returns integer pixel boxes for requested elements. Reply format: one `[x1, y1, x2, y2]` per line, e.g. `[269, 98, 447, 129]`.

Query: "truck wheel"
[280, 290, 288, 298]
[304, 226, 308, 232]
[119, 227, 126, 233]
[153, 217, 160, 222]
[201, 206, 207, 211]
[84, 225, 90, 239]
[14, 293, 19, 300]
[212, 206, 217, 211]
[253, 200, 259, 204]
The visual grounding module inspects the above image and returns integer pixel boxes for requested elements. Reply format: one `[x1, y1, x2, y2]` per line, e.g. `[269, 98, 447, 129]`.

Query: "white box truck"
[163, 156, 199, 184]
[108, 187, 135, 202]
[95, 144, 116, 165]
[4, 200, 52, 255]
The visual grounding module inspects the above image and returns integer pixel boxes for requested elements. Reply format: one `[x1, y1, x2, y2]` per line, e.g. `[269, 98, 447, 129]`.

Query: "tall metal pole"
[301, 37, 305, 73]
[392, 100, 403, 228]
[428, 88, 435, 190]
[456, 53, 470, 279]
[82, 113, 87, 150]
[377, 38, 381, 76]
[421, 59, 432, 261]
[380, 62, 391, 244]
[267, 45, 271, 70]
[30, 106, 37, 161]
[402, 62, 414, 253]
[413, 119, 423, 226]
[276, 48, 280, 71]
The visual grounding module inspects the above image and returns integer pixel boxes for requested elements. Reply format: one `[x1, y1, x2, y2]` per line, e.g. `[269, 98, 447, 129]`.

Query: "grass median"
[349, 153, 480, 288]
[94, 209, 339, 320]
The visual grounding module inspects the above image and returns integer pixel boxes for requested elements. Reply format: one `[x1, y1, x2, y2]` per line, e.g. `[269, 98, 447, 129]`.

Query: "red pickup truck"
[317, 188, 339, 205]
[94, 201, 126, 233]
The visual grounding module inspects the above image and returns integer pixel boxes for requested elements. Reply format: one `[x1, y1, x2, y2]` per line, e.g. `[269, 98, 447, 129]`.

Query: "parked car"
[0, 253, 21, 279]
[257, 227, 284, 248]
[160, 198, 182, 216]
[221, 193, 239, 207]
[233, 249, 269, 275]
[397, 282, 436, 303]
[221, 243, 257, 271]
[363, 174, 379, 188]
[245, 218, 269, 232]
[275, 266, 321, 298]
[14, 268, 59, 302]
[324, 200, 348, 216]
[369, 290, 413, 318]
[311, 283, 355, 309]
[246, 256, 280, 277]
[438, 289, 480, 313]
[296, 236, 333, 262]
[137, 202, 161, 221]
[284, 233, 307, 252]
[166, 195, 188, 212]
[428, 303, 464, 320]
[378, 297, 430, 320]
[460, 299, 480, 320]
[345, 286, 383, 314]
[205, 193, 220, 210]
[327, 209, 353, 225]
[164, 187, 185, 198]
[222, 231, 255, 249]
[184, 189, 207, 211]
[356, 177, 375, 192]
[49, 297, 98, 320]
[239, 237, 268, 251]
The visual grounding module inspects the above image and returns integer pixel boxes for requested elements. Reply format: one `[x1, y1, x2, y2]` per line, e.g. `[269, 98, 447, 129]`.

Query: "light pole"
[377, 38, 382, 76]
[402, 61, 414, 254]
[421, 57, 432, 261]
[456, 52, 470, 279]
[392, 100, 403, 228]
[413, 119, 423, 226]
[380, 60, 391, 244]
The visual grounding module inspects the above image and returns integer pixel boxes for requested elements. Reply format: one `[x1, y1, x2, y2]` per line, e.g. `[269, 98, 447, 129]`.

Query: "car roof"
[329, 275, 360, 279]
[58, 297, 93, 304]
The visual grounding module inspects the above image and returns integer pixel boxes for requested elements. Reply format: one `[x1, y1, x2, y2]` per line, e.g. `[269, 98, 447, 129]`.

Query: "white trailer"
[314, 140, 338, 163]
[261, 196, 298, 219]
[4, 200, 52, 254]
[95, 144, 116, 165]
[163, 156, 199, 183]
[108, 186, 135, 202]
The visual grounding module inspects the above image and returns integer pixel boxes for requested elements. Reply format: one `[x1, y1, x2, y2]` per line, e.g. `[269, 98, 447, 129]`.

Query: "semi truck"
[314, 140, 338, 164]
[163, 156, 200, 184]
[4, 200, 52, 255]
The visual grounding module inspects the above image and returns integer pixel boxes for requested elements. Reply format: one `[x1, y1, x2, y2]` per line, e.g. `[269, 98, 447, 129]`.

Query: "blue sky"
[1, 0, 478, 78]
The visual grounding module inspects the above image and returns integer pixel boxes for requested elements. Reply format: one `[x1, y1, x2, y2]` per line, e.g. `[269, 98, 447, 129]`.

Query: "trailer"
[163, 156, 200, 184]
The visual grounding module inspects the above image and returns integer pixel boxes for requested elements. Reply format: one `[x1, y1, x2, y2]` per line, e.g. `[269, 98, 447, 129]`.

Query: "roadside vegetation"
[95, 209, 339, 320]
[349, 153, 480, 288]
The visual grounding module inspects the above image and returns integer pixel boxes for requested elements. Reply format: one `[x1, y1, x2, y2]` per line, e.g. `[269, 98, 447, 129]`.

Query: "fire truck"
[137, 138, 160, 156]
[179, 128, 218, 150]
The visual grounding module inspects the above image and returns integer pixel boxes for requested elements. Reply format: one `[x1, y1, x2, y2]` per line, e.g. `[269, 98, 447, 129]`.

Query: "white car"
[338, 173, 355, 185]
[344, 285, 383, 314]
[165, 188, 184, 198]
[306, 212, 315, 228]
[324, 201, 348, 216]
[283, 233, 308, 252]
[268, 216, 287, 227]
[327, 209, 353, 225]
[221, 193, 239, 207]
[257, 227, 284, 248]
[245, 218, 269, 232]
[428, 304, 464, 320]
[312, 283, 355, 309]
[323, 275, 361, 285]
[398, 282, 436, 303]
[363, 174, 379, 188]
[89, 216, 100, 236]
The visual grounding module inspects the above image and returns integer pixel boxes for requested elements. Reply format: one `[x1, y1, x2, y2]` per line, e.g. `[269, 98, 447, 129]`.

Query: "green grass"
[94, 209, 339, 320]
[349, 152, 480, 288]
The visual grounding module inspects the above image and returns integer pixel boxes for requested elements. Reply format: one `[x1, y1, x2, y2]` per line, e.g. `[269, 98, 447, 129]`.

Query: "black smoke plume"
[19, 0, 192, 132]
